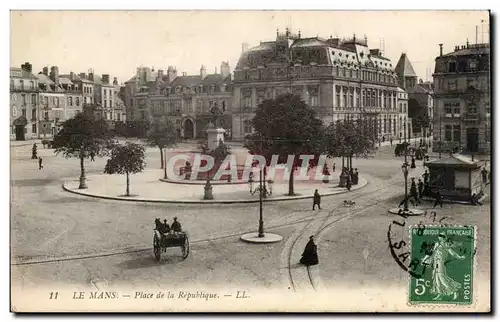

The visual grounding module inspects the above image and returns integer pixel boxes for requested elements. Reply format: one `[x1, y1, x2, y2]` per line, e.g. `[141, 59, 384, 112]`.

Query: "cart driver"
[171, 217, 182, 233]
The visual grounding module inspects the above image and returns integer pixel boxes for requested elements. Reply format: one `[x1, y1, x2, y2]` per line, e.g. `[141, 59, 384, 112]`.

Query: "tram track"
[285, 171, 417, 292]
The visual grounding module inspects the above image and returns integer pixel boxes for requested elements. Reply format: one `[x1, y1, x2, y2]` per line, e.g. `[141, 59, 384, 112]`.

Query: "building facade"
[10, 62, 39, 141]
[432, 42, 490, 154]
[129, 64, 233, 139]
[231, 29, 403, 141]
[395, 53, 433, 138]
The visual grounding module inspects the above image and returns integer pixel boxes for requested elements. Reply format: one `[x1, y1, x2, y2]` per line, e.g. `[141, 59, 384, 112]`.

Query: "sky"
[10, 10, 490, 85]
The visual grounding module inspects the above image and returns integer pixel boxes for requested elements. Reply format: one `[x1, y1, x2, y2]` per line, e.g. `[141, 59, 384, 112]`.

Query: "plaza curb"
[240, 232, 283, 244]
[61, 177, 368, 204]
[159, 178, 249, 186]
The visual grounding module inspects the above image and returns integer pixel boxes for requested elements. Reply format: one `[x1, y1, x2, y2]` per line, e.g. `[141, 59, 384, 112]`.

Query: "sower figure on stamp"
[421, 234, 466, 301]
[313, 189, 321, 210]
[300, 235, 319, 266]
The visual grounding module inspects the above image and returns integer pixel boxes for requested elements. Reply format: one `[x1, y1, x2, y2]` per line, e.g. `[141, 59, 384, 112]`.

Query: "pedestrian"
[417, 179, 424, 198]
[422, 170, 429, 185]
[390, 138, 393, 146]
[332, 162, 336, 172]
[411, 156, 416, 169]
[410, 178, 419, 205]
[353, 168, 359, 185]
[300, 235, 319, 266]
[31, 143, 38, 159]
[38, 157, 43, 170]
[433, 189, 444, 208]
[313, 189, 321, 210]
[481, 167, 488, 184]
[90, 151, 95, 162]
[346, 176, 352, 191]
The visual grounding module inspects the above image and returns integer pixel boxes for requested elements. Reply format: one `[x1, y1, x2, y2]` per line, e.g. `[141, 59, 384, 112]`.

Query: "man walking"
[410, 178, 420, 205]
[38, 157, 43, 170]
[417, 179, 424, 198]
[481, 167, 488, 184]
[422, 170, 429, 186]
[433, 189, 444, 208]
[313, 189, 321, 210]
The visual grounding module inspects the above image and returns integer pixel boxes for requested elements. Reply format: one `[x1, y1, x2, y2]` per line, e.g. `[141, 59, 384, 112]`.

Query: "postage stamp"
[408, 225, 475, 305]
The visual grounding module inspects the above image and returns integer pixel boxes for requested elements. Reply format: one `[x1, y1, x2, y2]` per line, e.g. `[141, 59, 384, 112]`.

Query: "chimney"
[242, 42, 249, 53]
[69, 72, 75, 80]
[439, 44, 443, 56]
[49, 66, 60, 84]
[419, 78, 423, 84]
[182, 72, 187, 76]
[79, 72, 87, 80]
[200, 65, 207, 79]
[113, 77, 118, 85]
[21, 62, 32, 73]
[220, 61, 230, 79]
[42, 66, 49, 75]
[88, 72, 94, 82]
[102, 74, 110, 84]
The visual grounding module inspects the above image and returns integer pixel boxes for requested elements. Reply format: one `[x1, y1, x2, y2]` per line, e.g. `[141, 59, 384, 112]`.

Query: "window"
[371, 90, 376, 107]
[21, 94, 26, 106]
[469, 59, 478, 71]
[44, 111, 49, 120]
[448, 61, 456, 73]
[453, 103, 461, 114]
[336, 88, 341, 108]
[109, 100, 112, 108]
[445, 125, 452, 141]
[69, 97, 73, 106]
[11, 106, 17, 116]
[31, 109, 36, 120]
[140, 110, 146, 120]
[104, 100, 107, 108]
[444, 102, 452, 114]
[31, 94, 36, 105]
[117, 113, 121, 121]
[104, 90, 107, 98]
[32, 124, 37, 134]
[76, 97, 80, 106]
[20, 80, 24, 90]
[342, 88, 348, 108]
[453, 125, 461, 142]
[55, 97, 59, 106]
[244, 120, 253, 134]
[196, 100, 203, 112]
[222, 101, 226, 112]
[30, 81, 35, 90]
[349, 88, 354, 108]
[468, 104, 478, 114]
[362, 90, 366, 107]
[22, 109, 26, 117]
[448, 80, 457, 90]
[243, 95, 252, 108]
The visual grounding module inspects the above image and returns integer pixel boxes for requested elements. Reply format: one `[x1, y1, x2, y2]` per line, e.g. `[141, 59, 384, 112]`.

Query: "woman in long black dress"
[300, 235, 319, 266]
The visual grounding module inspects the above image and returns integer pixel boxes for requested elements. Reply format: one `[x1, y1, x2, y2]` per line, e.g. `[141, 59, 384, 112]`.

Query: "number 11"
[49, 292, 59, 300]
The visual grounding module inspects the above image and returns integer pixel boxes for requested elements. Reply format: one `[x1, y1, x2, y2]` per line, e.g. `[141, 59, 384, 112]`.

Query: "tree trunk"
[126, 171, 130, 196]
[78, 154, 87, 189]
[288, 166, 295, 196]
[159, 147, 164, 169]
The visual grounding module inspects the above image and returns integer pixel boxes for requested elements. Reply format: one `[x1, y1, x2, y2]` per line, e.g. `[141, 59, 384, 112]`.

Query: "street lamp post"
[163, 147, 167, 179]
[401, 161, 409, 212]
[258, 165, 264, 238]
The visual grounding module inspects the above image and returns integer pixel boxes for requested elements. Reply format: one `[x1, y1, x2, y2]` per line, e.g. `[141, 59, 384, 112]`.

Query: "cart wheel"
[182, 236, 190, 259]
[153, 235, 161, 261]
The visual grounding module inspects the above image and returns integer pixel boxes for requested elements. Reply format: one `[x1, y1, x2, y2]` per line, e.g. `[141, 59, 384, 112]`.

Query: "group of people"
[155, 217, 182, 236]
[343, 167, 360, 191]
[399, 170, 444, 208]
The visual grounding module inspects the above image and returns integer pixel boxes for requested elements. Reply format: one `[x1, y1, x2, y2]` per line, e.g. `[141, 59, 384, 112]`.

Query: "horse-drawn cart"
[153, 230, 190, 261]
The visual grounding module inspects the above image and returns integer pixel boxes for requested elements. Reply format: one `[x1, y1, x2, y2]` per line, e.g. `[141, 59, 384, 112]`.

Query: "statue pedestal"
[207, 128, 226, 151]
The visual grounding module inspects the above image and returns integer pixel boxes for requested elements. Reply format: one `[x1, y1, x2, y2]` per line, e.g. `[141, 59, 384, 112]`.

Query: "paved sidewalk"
[63, 169, 368, 204]
[10, 139, 42, 147]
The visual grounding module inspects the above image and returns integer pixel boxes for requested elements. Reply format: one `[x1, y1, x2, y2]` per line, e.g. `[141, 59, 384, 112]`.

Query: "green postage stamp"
[408, 225, 475, 305]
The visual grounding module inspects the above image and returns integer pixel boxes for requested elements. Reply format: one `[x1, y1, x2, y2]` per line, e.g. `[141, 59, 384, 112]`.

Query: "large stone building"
[395, 53, 433, 138]
[231, 29, 404, 141]
[128, 64, 233, 139]
[10, 62, 39, 141]
[432, 42, 490, 154]
[35, 68, 67, 137]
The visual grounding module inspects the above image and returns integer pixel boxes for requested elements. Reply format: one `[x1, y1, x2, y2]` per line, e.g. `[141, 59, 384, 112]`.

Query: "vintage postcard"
[9, 10, 491, 313]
